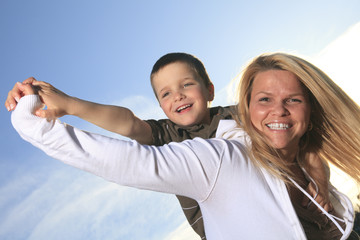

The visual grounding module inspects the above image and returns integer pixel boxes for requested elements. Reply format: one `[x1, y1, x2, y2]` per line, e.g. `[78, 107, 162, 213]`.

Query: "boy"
[6, 53, 330, 239]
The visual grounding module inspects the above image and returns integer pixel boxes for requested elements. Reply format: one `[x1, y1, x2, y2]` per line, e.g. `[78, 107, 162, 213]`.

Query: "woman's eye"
[288, 98, 301, 103]
[259, 97, 270, 102]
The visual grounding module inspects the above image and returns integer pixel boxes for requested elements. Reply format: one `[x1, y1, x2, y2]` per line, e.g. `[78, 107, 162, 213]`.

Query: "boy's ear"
[208, 83, 215, 101]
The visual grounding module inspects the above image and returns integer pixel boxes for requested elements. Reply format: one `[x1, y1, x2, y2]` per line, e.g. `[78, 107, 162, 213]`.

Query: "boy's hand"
[32, 81, 72, 120]
[302, 181, 333, 213]
[5, 77, 37, 111]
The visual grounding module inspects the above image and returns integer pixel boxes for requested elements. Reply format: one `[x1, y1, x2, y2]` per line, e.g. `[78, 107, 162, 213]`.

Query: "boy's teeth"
[266, 123, 290, 130]
[177, 105, 191, 112]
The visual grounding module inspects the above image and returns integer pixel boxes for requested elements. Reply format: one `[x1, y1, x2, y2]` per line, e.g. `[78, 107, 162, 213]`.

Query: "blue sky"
[1, 1, 360, 239]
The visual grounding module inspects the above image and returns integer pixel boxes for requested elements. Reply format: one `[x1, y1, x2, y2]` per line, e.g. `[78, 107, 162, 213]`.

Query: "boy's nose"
[174, 91, 185, 101]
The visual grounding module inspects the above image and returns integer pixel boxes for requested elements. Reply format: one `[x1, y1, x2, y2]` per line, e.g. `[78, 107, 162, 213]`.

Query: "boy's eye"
[184, 83, 194, 88]
[162, 92, 169, 98]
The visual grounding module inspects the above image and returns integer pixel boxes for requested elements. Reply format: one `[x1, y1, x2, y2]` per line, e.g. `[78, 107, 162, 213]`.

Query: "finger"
[35, 109, 45, 118]
[35, 109, 56, 120]
[323, 202, 334, 212]
[32, 80, 51, 88]
[302, 183, 316, 207]
[323, 203, 330, 212]
[313, 192, 333, 212]
[32, 81, 54, 95]
[307, 183, 317, 197]
[17, 82, 35, 95]
[5, 82, 22, 111]
[308, 198, 330, 213]
[5, 95, 17, 111]
[306, 200, 318, 212]
[22, 77, 37, 84]
[5, 98, 16, 112]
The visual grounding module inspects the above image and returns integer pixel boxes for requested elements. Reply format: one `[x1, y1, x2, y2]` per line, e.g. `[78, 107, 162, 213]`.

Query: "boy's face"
[152, 62, 214, 127]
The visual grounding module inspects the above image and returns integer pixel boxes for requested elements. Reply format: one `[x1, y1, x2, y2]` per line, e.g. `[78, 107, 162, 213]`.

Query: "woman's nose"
[271, 102, 290, 116]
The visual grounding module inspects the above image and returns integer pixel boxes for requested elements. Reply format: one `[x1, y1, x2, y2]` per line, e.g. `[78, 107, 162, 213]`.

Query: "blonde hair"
[235, 52, 360, 184]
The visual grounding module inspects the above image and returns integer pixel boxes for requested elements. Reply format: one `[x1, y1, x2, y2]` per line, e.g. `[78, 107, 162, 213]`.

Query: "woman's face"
[249, 70, 311, 157]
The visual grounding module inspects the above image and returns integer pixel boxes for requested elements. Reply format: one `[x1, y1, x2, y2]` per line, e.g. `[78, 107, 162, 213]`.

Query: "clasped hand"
[5, 77, 71, 120]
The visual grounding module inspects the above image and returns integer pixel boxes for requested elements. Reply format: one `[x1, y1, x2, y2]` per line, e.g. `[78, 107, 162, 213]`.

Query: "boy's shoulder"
[145, 105, 235, 128]
[145, 105, 236, 145]
[210, 105, 236, 120]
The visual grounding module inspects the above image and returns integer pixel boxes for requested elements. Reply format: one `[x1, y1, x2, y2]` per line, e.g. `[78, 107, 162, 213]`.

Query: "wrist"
[65, 96, 80, 116]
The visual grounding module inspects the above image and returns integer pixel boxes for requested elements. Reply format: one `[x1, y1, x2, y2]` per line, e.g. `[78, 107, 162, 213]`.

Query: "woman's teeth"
[266, 123, 290, 130]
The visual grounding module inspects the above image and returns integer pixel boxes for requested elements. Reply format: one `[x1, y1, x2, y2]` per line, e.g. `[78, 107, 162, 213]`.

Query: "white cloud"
[309, 22, 360, 207]
[212, 79, 238, 107]
[214, 22, 360, 108]
[0, 153, 187, 240]
[112, 95, 166, 120]
[165, 221, 200, 240]
[311, 22, 360, 104]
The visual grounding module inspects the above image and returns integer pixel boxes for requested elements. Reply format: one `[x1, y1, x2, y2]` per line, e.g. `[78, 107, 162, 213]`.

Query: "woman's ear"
[208, 83, 215, 101]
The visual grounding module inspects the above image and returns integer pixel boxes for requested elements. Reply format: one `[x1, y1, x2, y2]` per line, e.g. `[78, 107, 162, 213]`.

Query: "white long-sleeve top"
[11, 95, 354, 240]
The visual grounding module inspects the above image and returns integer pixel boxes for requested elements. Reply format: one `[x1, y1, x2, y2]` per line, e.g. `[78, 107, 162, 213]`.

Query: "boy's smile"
[176, 104, 192, 113]
[152, 62, 214, 127]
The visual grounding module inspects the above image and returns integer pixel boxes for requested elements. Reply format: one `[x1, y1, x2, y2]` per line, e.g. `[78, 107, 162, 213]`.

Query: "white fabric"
[11, 95, 354, 240]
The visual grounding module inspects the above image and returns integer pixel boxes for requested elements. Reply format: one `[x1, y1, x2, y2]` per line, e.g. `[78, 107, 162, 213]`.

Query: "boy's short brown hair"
[150, 52, 213, 98]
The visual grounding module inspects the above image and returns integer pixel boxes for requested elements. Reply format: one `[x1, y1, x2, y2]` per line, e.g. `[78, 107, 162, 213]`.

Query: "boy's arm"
[33, 80, 154, 145]
[6, 79, 154, 145]
[65, 98, 153, 145]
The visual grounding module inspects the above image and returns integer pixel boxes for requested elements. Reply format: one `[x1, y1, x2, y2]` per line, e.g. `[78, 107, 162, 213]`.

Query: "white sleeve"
[216, 120, 250, 146]
[11, 95, 224, 202]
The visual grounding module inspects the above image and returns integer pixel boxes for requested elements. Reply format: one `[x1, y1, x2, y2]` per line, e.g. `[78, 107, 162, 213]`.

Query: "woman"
[9, 53, 360, 239]
[234, 53, 360, 239]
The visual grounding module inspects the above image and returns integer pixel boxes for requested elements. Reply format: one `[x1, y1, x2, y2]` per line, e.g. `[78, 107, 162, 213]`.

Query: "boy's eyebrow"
[158, 88, 167, 95]
[183, 76, 201, 83]
[181, 76, 196, 81]
[157, 85, 171, 96]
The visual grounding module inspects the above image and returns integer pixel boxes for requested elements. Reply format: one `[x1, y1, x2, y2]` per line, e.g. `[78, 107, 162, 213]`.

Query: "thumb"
[35, 109, 45, 118]
[35, 108, 58, 120]
[35, 109, 49, 118]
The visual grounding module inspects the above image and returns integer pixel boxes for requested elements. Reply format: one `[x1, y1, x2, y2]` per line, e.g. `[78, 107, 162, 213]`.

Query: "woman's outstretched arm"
[11, 93, 223, 202]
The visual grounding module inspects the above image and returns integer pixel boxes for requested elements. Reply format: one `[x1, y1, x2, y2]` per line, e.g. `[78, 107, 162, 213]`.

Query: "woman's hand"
[302, 181, 333, 213]
[5, 77, 37, 111]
